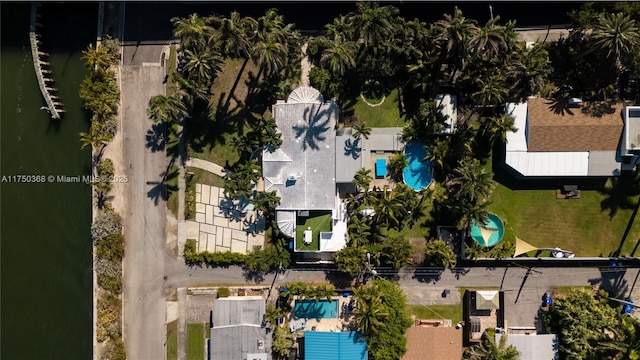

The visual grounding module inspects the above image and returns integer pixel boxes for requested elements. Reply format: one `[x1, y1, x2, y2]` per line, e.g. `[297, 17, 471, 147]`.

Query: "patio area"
[369, 151, 396, 191]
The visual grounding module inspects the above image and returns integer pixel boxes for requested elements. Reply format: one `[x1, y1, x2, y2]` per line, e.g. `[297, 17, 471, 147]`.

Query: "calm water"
[1, 3, 96, 359]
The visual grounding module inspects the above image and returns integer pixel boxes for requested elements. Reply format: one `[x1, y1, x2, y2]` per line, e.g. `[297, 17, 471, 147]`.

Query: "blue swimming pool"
[470, 214, 505, 247]
[403, 141, 433, 191]
[294, 299, 339, 319]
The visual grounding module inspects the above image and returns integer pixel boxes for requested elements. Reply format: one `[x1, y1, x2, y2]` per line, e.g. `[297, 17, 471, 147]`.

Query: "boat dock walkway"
[30, 3, 64, 120]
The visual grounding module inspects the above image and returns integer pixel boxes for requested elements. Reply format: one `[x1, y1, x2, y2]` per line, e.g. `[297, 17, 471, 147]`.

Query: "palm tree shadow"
[147, 166, 179, 205]
[293, 104, 331, 150]
[344, 137, 362, 159]
[545, 98, 577, 116]
[599, 171, 640, 219]
[145, 122, 167, 152]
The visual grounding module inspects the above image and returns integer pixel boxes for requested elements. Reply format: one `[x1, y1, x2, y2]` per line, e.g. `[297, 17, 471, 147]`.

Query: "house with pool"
[265, 86, 435, 262]
[504, 99, 640, 177]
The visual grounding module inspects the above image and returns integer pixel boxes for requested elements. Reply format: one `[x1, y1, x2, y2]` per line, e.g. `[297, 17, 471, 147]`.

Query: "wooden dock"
[30, 3, 64, 120]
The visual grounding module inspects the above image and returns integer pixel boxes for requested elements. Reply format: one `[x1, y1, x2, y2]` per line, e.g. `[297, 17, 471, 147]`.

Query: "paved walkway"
[187, 184, 265, 254]
[185, 158, 226, 177]
[300, 42, 312, 86]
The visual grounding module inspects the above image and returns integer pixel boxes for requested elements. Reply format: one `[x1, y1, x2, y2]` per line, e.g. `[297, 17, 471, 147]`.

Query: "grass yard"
[349, 88, 406, 128]
[187, 323, 207, 360]
[407, 304, 463, 324]
[489, 165, 640, 257]
[166, 320, 178, 360]
[165, 45, 177, 97]
[295, 211, 332, 251]
[189, 58, 269, 168]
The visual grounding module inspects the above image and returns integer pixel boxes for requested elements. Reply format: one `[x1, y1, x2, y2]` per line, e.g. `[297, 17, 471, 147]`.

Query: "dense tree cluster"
[545, 288, 640, 360]
[353, 278, 412, 360]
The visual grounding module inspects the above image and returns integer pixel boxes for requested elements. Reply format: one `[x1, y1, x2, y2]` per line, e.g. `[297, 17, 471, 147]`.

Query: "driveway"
[121, 63, 168, 360]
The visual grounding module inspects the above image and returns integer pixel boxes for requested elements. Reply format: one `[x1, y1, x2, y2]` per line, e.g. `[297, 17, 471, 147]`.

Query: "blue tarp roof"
[376, 158, 387, 177]
[305, 331, 367, 360]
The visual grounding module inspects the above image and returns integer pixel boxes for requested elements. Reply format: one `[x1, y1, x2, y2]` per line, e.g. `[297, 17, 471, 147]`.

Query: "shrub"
[217, 287, 230, 298]
[96, 158, 114, 193]
[96, 258, 122, 294]
[97, 293, 121, 342]
[96, 233, 125, 262]
[184, 239, 247, 267]
[100, 338, 126, 360]
[91, 210, 122, 243]
[185, 177, 195, 220]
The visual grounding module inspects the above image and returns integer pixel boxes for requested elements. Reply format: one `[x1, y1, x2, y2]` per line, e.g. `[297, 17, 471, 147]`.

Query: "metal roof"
[304, 331, 367, 360]
[264, 91, 337, 210]
[210, 297, 271, 360]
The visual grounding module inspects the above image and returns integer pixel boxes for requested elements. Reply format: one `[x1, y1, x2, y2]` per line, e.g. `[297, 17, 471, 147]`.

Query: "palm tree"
[252, 8, 291, 77]
[469, 16, 516, 60]
[147, 95, 187, 124]
[425, 138, 449, 173]
[321, 40, 356, 76]
[591, 12, 640, 71]
[252, 190, 281, 218]
[353, 290, 389, 337]
[171, 14, 214, 49]
[453, 196, 492, 230]
[471, 74, 508, 107]
[506, 44, 552, 102]
[82, 43, 114, 70]
[599, 316, 640, 359]
[481, 114, 518, 145]
[252, 36, 287, 76]
[388, 152, 408, 182]
[434, 7, 479, 75]
[325, 15, 354, 43]
[352, 122, 372, 140]
[353, 168, 373, 192]
[424, 239, 457, 267]
[212, 12, 257, 59]
[264, 304, 282, 328]
[464, 329, 521, 360]
[79, 130, 109, 162]
[450, 157, 495, 204]
[373, 188, 407, 230]
[182, 47, 223, 85]
[350, 2, 399, 52]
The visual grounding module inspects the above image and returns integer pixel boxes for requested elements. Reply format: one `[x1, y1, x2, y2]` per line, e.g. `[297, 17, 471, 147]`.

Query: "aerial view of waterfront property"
[3, 2, 640, 360]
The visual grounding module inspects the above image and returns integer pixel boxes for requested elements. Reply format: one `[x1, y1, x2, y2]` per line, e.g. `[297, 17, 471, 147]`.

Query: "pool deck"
[289, 296, 355, 333]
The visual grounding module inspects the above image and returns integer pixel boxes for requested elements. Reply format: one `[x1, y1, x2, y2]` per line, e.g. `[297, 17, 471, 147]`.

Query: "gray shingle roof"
[264, 92, 337, 210]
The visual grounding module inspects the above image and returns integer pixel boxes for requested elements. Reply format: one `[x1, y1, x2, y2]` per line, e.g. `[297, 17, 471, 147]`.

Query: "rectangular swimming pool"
[294, 299, 339, 319]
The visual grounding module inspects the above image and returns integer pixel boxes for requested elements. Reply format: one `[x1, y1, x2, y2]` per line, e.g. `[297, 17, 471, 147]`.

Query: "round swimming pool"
[403, 141, 433, 191]
[470, 214, 505, 247]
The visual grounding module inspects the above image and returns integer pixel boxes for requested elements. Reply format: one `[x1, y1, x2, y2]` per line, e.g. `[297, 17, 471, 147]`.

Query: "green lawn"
[188, 58, 267, 168]
[489, 166, 640, 257]
[187, 323, 206, 360]
[165, 45, 177, 97]
[349, 88, 406, 128]
[295, 211, 332, 251]
[166, 320, 178, 360]
[407, 304, 463, 324]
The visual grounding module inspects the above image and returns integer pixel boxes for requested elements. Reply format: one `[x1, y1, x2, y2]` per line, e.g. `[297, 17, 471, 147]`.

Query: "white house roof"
[264, 89, 337, 210]
[496, 334, 558, 360]
[435, 94, 458, 134]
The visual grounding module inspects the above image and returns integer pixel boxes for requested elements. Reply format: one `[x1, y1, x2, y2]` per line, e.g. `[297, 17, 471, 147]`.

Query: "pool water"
[403, 141, 433, 191]
[294, 299, 339, 319]
[470, 214, 505, 247]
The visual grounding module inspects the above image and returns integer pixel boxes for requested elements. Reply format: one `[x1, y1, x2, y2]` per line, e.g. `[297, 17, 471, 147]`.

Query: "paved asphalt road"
[121, 63, 168, 360]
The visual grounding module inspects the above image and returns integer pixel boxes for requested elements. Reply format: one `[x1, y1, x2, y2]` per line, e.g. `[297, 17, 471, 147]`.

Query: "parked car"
[542, 291, 553, 308]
